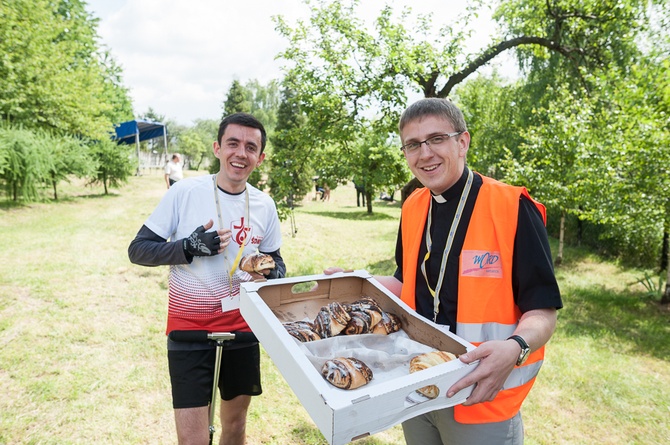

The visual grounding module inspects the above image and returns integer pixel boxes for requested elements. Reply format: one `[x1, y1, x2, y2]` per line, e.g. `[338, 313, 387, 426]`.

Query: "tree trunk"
[662, 207, 669, 305]
[555, 211, 565, 266]
[662, 250, 670, 305]
[51, 172, 58, 200]
[365, 191, 373, 214]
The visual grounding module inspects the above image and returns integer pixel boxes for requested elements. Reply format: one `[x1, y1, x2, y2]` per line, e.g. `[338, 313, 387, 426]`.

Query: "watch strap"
[507, 335, 530, 366]
[507, 334, 529, 350]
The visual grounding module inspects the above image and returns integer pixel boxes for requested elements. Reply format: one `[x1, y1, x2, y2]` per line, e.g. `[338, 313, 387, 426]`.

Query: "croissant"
[409, 351, 458, 399]
[371, 312, 401, 335]
[321, 357, 373, 390]
[283, 321, 321, 342]
[239, 253, 275, 273]
[314, 302, 351, 338]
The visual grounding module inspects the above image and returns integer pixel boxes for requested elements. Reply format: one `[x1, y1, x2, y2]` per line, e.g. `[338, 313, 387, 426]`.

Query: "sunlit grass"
[0, 172, 668, 444]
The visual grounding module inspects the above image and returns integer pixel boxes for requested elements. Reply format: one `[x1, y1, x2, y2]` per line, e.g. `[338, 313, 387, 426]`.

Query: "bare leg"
[219, 395, 252, 445]
[175, 406, 210, 445]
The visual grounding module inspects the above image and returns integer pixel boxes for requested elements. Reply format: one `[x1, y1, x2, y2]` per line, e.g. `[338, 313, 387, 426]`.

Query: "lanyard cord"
[420, 169, 473, 322]
[212, 174, 250, 278]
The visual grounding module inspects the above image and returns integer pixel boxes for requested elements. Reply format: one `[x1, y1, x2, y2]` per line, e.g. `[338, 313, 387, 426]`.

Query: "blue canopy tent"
[113, 119, 168, 175]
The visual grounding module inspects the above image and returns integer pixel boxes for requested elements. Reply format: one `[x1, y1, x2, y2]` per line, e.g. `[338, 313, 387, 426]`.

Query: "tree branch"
[434, 36, 585, 98]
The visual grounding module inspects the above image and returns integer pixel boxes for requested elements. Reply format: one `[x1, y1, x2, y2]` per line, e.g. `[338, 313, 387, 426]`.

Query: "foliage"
[0, 0, 132, 140]
[211, 80, 281, 187]
[631, 272, 666, 298]
[0, 126, 48, 201]
[43, 131, 95, 200]
[88, 138, 135, 195]
[341, 126, 410, 213]
[272, 0, 662, 221]
[222, 80, 252, 116]
[268, 85, 313, 220]
[0, 124, 97, 202]
[178, 119, 218, 170]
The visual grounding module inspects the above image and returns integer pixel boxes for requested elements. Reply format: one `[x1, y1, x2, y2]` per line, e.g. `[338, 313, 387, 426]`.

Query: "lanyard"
[212, 174, 250, 278]
[420, 169, 473, 322]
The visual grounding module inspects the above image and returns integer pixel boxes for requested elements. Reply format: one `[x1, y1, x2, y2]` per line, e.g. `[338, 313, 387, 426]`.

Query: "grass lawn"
[0, 171, 668, 444]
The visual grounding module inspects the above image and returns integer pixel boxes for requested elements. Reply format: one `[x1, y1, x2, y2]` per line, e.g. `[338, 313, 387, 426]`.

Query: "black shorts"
[167, 342, 262, 409]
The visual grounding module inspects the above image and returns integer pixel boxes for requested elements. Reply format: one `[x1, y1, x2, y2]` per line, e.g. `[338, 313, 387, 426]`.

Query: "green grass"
[0, 171, 668, 444]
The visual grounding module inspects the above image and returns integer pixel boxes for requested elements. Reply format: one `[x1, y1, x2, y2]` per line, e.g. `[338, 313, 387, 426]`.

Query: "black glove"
[182, 226, 220, 257]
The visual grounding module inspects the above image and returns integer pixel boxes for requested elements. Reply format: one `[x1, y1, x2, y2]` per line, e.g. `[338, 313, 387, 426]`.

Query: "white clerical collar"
[432, 193, 447, 203]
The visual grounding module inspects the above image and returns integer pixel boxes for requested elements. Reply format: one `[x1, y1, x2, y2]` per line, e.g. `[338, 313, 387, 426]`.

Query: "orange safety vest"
[400, 173, 547, 424]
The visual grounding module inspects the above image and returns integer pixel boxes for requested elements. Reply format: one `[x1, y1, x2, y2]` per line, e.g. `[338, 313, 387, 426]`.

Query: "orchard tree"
[345, 125, 410, 214]
[273, 0, 656, 215]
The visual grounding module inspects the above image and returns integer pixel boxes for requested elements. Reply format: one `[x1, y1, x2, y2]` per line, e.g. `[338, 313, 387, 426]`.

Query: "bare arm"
[447, 308, 557, 405]
[373, 275, 402, 297]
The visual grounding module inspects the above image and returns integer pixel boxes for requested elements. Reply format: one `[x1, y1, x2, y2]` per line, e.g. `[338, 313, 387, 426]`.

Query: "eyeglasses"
[400, 131, 464, 154]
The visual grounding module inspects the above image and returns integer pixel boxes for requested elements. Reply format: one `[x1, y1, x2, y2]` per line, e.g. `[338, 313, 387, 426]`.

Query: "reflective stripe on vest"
[456, 321, 517, 343]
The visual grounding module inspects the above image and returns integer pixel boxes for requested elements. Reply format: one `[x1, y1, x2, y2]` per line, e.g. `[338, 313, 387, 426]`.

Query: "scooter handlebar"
[168, 330, 209, 342]
[168, 330, 258, 343]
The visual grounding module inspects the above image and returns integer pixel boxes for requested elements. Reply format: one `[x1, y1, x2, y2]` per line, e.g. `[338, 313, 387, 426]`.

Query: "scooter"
[168, 330, 258, 445]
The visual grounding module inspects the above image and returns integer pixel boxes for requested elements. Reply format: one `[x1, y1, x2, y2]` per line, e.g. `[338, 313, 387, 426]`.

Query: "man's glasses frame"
[400, 131, 464, 154]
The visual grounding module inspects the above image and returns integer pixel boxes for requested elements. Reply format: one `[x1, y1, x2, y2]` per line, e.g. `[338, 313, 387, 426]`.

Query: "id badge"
[221, 294, 240, 313]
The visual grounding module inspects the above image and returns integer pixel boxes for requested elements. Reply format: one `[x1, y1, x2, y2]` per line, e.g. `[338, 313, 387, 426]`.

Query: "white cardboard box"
[240, 270, 477, 445]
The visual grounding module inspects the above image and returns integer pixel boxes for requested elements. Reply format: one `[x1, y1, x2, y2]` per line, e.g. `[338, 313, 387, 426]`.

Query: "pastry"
[314, 301, 351, 338]
[283, 321, 321, 342]
[321, 357, 373, 390]
[409, 351, 457, 399]
[371, 312, 401, 335]
[345, 297, 383, 326]
[239, 253, 275, 273]
[344, 310, 374, 335]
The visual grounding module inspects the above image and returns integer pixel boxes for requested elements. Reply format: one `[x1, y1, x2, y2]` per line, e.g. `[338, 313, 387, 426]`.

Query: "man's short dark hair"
[217, 113, 267, 153]
[398, 98, 467, 134]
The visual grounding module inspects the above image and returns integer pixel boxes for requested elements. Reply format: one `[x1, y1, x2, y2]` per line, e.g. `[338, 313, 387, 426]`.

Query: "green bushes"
[0, 125, 134, 202]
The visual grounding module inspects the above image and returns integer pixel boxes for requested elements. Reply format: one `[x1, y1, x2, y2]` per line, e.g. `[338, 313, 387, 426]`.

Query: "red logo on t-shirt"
[232, 217, 251, 246]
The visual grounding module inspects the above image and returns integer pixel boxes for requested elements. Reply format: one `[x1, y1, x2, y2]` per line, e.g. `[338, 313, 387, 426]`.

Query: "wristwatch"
[507, 335, 531, 366]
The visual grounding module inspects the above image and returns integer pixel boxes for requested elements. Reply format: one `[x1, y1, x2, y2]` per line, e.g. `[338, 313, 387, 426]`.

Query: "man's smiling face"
[213, 123, 265, 193]
[400, 115, 470, 195]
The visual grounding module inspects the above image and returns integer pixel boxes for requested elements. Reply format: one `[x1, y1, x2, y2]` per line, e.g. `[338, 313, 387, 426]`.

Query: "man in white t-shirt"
[164, 153, 183, 188]
[128, 113, 286, 445]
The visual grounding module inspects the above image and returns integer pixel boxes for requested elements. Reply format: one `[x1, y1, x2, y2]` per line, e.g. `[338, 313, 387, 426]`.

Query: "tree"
[179, 119, 218, 170]
[0, 126, 47, 201]
[46, 132, 94, 200]
[88, 138, 135, 195]
[273, 0, 655, 215]
[269, 84, 313, 221]
[349, 127, 410, 213]
[0, 0, 132, 140]
[222, 80, 252, 116]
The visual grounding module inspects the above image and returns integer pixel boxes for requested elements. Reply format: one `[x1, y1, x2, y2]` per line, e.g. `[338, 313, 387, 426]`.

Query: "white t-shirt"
[165, 160, 183, 182]
[144, 174, 282, 333]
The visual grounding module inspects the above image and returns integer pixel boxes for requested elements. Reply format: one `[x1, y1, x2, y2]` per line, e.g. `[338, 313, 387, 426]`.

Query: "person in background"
[354, 181, 366, 207]
[129, 113, 286, 445]
[165, 153, 183, 188]
[327, 98, 562, 445]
